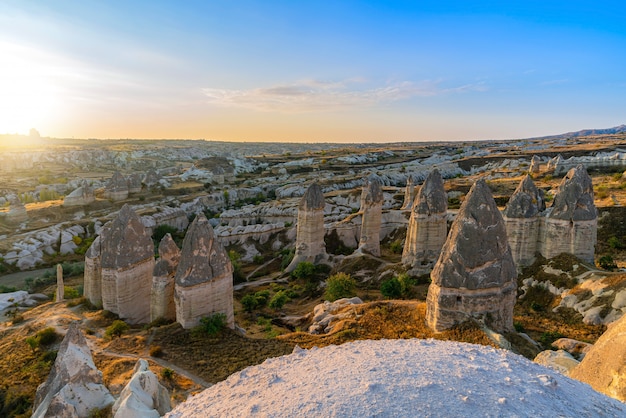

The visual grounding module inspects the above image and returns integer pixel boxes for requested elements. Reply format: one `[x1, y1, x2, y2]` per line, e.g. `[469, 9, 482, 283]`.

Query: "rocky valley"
[1, 131, 626, 416]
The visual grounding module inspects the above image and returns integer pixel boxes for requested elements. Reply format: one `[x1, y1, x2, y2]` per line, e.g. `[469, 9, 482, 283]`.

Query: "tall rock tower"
[286, 183, 327, 272]
[84, 235, 103, 307]
[151, 233, 181, 322]
[175, 213, 234, 329]
[503, 175, 545, 268]
[100, 205, 155, 324]
[539, 165, 597, 263]
[426, 179, 517, 333]
[401, 175, 416, 210]
[358, 174, 383, 256]
[402, 169, 448, 271]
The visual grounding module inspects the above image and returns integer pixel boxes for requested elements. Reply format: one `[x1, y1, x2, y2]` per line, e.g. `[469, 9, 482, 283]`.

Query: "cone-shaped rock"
[426, 179, 517, 332]
[32, 322, 114, 417]
[539, 165, 597, 263]
[529, 155, 542, 174]
[570, 314, 626, 401]
[503, 175, 545, 267]
[286, 183, 327, 272]
[151, 234, 181, 322]
[401, 175, 416, 210]
[63, 181, 95, 207]
[358, 174, 383, 256]
[402, 169, 448, 271]
[112, 358, 171, 417]
[101, 205, 154, 324]
[175, 213, 234, 329]
[127, 173, 143, 194]
[104, 171, 129, 201]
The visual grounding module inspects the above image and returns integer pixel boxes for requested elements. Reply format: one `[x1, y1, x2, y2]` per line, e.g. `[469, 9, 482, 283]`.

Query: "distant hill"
[534, 125, 626, 140]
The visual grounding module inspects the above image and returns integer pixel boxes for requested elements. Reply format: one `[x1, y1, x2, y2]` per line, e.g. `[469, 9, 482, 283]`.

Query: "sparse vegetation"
[105, 320, 130, 339]
[324, 272, 357, 302]
[197, 313, 227, 336]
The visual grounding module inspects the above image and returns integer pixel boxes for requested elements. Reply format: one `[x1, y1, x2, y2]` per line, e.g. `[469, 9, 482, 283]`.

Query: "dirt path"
[0, 267, 55, 289]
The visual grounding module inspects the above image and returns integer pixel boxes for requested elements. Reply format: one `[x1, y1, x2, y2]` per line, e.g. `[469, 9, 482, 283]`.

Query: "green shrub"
[389, 240, 403, 254]
[598, 254, 617, 271]
[25, 336, 39, 352]
[381, 277, 403, 299]
[608, 236, 622, 249]
[279, 248, 295, 270]
[36, 327, 58, 345]
[241, 293, 259, 312]
[105, 320, 129, 339]
[161, 368, 174, 380]
[149, 345, 163, 357]
[268, 291, 289, 310]
[153, 224, 178, 245]
[253, 254, 265, 264]
[0, 285, 17, 294]
[291, 262, 316, 280]
[198, 313, 227, 335]
[63, 286, 80, 299]
[324, 273, 357, 302]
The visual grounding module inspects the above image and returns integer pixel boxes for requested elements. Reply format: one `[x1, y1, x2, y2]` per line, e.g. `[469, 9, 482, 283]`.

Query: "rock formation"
[286, 183, 327, 272]
[426, 179, 517, 332]
[358, 174, 383, 256]
[151, 234, 181, 322]
[56, 264, 64, 302]
[175, 213, 234, 329]
[6, 194, 27, 223]
[101, 205, 155, 324]
[569, 313, 626, 401]
[401, 175, 416, 210]
[502, 175, 545, 267]
[402, 169, 448, 271]
[539, 165, 597, 263]
[127, 173, 143, 194]
[112, 359, 171, 418]
[104, 171, 129, 201]
[32, 322, 114, 417]
[142, 169, 161, 188]
[84, 235, 103, 307]
[529, 155, 542, 173]
[63, 181, 95, 207]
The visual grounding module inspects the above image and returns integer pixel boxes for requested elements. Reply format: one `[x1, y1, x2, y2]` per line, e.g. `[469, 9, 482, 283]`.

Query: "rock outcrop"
[6, 194, 27, 223]
[151, 234, 181, 322]
[100, 205, 155, 324]
[112, 359, 171, 418]
[570, 313, 626, 401]
[127, 173, 143, 194]
[358, 174, 383, 256]
[539, 165, 597, 263]
[175, 213, 234, 329]
[426, 179, 517, 332]
[63, 181, 95, 207]
[401, 175, 416, 210]
[503, 175, 545, 267]
[286, 183, 327, 272]
[104, 171, 129, 201]
[402, 169, 448, 271]
[56, 264, 64, 302]
[32, 322, 114, 418]
[529, 155, 542, 173]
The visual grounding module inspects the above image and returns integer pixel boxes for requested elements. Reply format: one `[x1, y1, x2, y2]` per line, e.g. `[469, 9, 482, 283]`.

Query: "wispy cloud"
[202, 79, 486, 112]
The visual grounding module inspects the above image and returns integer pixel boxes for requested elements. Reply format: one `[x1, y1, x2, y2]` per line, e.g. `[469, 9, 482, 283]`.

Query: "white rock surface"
[112, 359, 171, 418]
[165, 339, 625, 417]
[534, 350, 580, 374]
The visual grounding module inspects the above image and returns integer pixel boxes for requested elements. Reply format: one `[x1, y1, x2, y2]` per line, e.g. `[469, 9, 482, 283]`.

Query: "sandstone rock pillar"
[151, 233, 181, 322]
[426, 179, 517, 333]
[56, 264, 64, 302]
[402, 169, 448, 272]
[286, 183, 327, 272]
[100, 205, 154, 324]
[358, 174, 383, 256]
[175, 213, 234, 329]
[401, 175, 416, 210]
[503, 175, 545, 268]
[539, 165, 597, 263]
[84, 235, 103, 307]
[32, 322, 114, 417]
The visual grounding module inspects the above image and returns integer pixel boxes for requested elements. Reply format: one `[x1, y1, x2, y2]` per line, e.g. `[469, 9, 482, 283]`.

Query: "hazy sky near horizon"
[1, 1, 625, 142]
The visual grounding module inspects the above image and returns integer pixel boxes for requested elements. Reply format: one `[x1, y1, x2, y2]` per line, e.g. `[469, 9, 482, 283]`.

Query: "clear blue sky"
[1, 1, 625, 142]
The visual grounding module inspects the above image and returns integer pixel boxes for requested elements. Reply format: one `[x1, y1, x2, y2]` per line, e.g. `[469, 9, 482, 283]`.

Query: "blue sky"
[1, 1, 625, 142]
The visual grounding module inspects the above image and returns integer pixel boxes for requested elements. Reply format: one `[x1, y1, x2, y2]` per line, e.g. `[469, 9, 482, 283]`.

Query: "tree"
[324, 273, 357, 302]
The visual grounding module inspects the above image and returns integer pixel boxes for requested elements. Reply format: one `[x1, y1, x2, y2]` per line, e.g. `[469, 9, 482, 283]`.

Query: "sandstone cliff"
[151, 234, 181, 322]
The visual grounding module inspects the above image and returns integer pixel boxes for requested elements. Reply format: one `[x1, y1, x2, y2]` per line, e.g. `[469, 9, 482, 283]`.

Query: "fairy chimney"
[174, 213, 234, 329]
[539, 165, 597, 263]
[150, 234, 181, 322]
[286, 183, 327, 272]
[358, 174, 383, 256]
[83, 235, 103, 307]
[503, 175, 545, 267]
[401, 175, 417, 210]
[104, 171, 129, 201]
[402, 169, 448, 271]
[100, 205, 154, 324]
[426, 179, 517, 333]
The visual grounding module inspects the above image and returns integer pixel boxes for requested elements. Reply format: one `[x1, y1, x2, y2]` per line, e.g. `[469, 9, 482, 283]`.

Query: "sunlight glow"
[0, 42, 61, 135]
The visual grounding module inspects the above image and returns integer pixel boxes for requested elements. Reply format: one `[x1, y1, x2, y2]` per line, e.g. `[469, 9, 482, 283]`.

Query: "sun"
[0, 41, 61, 135]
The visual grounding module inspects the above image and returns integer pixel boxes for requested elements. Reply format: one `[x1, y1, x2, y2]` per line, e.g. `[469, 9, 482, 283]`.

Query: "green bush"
[324, 273, 357, 302]
[36, 327, 58, 346]
[291, 262, 316, 280]
[198, 313, 227, 335]
[105, 320, 129, 339]
[381, 277, 403, 299]
[389, 240, 403, 254]
[268, 291, 289, 310]
[241, 293, 259, 312]
[279, 248, 295, 270]
[63, 286, 81, 299]
[161, 368, 174, 380]
[608, 236, 623, 249]
[598, 254, 617, 271]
